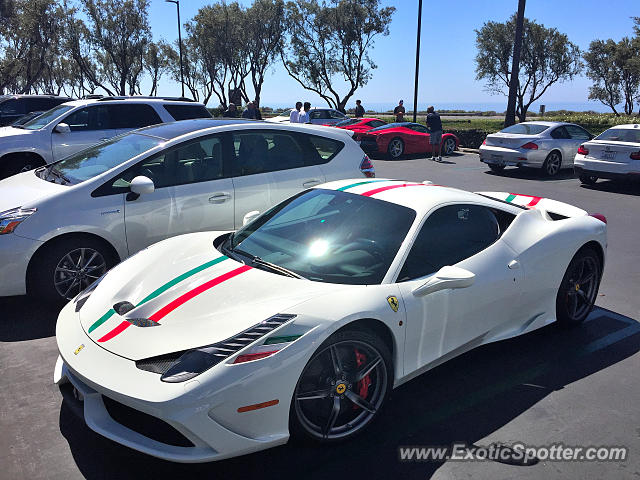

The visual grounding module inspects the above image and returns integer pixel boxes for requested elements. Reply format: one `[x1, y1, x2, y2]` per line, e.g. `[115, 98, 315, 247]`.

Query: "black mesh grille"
[102, 395, 194, 447]
[135, 314, 295, 375]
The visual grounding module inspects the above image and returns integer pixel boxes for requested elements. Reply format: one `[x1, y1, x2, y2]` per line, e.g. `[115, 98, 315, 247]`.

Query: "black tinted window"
[163, 104, 212, 121]
[398, 205, 501, 281]
[63, 105, 112, 131]
[27, 97, 66, 111]
[329, 110, 346, 119]
[550, 127, 570, 139]
[367, 120, 386, 128]
[310, 110, 328, 119]
[306, 134, 344, 164]
[231, 130, 307, 175]
[408, 124, 428, 133]
[500, 123, 549, 135]
[0, 99, 25, 115]
[565, 125, 591, 140]
[109, 104, 162, 129]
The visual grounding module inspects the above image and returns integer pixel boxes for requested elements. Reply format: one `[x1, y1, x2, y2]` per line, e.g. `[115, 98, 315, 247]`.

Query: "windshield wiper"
[251, 256, 304, 279]
[45, 166, 70, 184]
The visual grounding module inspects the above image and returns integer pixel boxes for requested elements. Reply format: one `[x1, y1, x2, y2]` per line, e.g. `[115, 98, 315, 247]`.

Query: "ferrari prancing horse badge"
[387, 295, 399, 313]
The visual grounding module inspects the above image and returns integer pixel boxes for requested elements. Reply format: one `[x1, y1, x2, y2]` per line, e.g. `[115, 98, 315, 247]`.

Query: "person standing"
[426, 105, 443, 162]
[354, 99, 365, 118]
[223, 103, 239, 117]
[242, 102, 258, 119]
[290, 102, 302, 123]
[393, 99, 405, 122]
[298, 102, 311, 123]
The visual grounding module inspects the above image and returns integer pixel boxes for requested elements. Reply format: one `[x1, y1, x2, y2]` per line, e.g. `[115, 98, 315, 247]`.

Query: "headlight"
[143, 314, 298, 383]
[0, 207, 37, 235]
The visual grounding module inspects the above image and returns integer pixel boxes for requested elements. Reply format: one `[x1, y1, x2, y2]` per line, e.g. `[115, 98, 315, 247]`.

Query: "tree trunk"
[504, 0, 526, 127]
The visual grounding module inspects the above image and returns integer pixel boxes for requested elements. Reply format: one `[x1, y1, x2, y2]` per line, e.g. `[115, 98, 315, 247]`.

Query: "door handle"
[99, 137, 110, 141]
[303, 179, 322, 188]
[209, 192, 232, 203]
[508, 260, 520, 269]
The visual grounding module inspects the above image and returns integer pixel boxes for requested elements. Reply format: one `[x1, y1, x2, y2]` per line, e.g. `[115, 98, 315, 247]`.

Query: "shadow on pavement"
[484, 167, 577, 182]
[0, 295, 59, 341]
[580, 179, 640, 197]
[59, 307, 640, 480]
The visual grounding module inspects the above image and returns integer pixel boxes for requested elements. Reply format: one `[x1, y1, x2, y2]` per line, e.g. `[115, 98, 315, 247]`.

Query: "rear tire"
[489, 164, 505, 173]
[556, 247, 602, 326]
[579, 173, 598, 185]
[28, 236, 117, 303]
[387, 138, 404, 160]
[442, 137, 456, 156]
[290, 328, 392, 443]
[542, 151, 562, 177]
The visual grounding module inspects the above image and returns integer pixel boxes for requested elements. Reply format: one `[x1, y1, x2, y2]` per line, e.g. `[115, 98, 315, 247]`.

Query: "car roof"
[0, 94, 71, 100]
[517, 121, 571, 127]
[319, 178, 512, 215]
[62, 97, 206, 108]
[600, 123, 640, 130]
[135, 118, 252, 139]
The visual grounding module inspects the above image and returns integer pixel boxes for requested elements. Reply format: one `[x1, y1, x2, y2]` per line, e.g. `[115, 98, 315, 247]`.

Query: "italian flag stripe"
[361, 183, 427, 197]
[505, 194, 517, 203]
[336, 179, 388, 191]
[505, 193, 543, 207]
[88, 255, 228, 335]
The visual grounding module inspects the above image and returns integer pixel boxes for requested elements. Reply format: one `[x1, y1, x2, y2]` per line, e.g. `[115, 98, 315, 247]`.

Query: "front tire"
[579, 173, 598, 185]
[29, 236, 116, 303]
[290, 329, 392, 443]
[387, 138, 404, 160]
[556, 247, 602, 326]
[442, 137, 456, 156]
[542, 151, 562, 177]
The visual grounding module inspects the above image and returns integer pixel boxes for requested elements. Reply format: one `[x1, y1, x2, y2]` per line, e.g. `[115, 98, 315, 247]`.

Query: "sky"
[145, 0, 640, 112]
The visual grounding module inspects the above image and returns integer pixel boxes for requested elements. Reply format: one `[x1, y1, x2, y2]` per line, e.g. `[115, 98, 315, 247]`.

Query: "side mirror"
[412, 265, 475, 297]
[243, 210, 260, 226]
[130, 176, 155, 195]
[54, 123, 70, 134]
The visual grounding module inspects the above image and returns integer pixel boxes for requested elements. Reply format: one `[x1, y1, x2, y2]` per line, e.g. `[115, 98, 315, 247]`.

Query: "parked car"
[479, 121, 593, 176]
[0, 119, 373, 301]
[353, 122, 459, 159]
[574, 124, 640, 185]
[334, 117, 386, 133]
[0, 96, 212, 179]
[54, 178, 606, 463]
[0, 94, 71, 126]
[266, 107, 348, 125]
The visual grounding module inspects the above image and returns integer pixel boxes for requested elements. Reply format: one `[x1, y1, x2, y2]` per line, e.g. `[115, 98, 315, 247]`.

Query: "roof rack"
[96, 96, 196, 102]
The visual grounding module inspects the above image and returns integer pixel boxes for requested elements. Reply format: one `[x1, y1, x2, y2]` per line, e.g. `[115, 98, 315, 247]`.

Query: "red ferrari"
[334, 117, 387, 133]
[352, 122, 459, 160]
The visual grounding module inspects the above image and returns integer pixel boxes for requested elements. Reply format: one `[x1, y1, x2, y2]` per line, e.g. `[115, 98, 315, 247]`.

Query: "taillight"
[359, 155, 375, 178]
[589, 213, 607, 224]
[521, 142, 538, 150]
[482, 139, 486, 145]
[630, 151, 640, 160]
[577, 145, 589, 155]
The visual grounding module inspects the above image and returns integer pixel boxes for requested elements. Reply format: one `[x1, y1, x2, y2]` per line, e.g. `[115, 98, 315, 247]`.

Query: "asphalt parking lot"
[1, 152, 639, 479]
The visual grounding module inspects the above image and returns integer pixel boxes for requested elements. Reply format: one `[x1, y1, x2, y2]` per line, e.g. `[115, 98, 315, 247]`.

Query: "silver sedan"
[479, 121, 594, 176]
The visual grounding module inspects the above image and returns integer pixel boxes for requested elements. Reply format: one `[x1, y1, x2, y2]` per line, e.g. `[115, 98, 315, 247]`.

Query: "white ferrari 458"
[54, 178, 607, 463]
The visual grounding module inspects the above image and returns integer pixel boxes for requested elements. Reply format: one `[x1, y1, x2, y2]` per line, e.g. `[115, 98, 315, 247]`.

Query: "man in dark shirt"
[223, 103, 239, 118]
[393, 100, 405, 122]
[426, 105, 443, 162]
[354, 99, 365, 118]
[242, 102, 257, 119]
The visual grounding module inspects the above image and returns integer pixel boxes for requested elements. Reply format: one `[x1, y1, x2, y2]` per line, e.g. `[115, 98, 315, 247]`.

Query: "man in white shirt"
[298, 102, 311, 123]
[289, 102, 302, 123]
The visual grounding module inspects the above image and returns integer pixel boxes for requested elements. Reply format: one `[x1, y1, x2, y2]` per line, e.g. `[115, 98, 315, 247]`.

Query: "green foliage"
[475, 15, 582, 121]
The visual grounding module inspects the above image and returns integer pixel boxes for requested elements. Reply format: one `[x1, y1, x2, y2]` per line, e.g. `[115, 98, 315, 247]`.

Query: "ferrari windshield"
[224, 189, 416, 284]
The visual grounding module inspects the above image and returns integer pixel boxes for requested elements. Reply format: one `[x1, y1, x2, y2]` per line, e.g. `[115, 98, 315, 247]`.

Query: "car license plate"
[602, 151, 616, 160]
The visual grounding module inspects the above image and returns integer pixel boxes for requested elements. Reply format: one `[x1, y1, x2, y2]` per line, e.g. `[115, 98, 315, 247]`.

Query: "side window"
[565, 125, 591, 140]
[231, 130, 308, 176]
[0, 99, 24, 115]
[305, 134, 344, 164]
[163, 104, 211, 120]
[368, 120, 385, 128]
[397, 204, 501, 281]
[109, 104, 162, 129]
[110, 135, 225, 190]
[550, 127, 570, 139]
[409, 124, 428, 133]
[310, 110, 327, 120]
[62, 106, 111, 131]
[329, 110, 346, 119]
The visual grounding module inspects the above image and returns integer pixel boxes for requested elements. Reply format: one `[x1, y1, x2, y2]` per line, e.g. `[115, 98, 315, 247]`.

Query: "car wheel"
[29, 236, 116, 303]
[387, 138, 404, 160]
[556, 247, 602, 326]
[290, 328, 392, 443]
[489, 164, 505, 173]
[542, 151, 562, 177]
[579, 173, 598, 185]
[442, 137, 456, 156]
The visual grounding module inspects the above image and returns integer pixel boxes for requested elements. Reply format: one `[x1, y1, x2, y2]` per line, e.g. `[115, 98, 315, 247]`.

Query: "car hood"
[79, 232, 342, 361]
[0, 169, 66, 212]
[0, 125, 36, 139]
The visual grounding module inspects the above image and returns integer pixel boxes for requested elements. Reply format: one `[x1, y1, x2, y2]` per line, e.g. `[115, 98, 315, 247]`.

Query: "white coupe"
[54, 179, 607, 463]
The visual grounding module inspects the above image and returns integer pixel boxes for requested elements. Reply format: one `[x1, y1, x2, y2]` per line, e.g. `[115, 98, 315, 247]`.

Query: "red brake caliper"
[354, 348, 371, 410]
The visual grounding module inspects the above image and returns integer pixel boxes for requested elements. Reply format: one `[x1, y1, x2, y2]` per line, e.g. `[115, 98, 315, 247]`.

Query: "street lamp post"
[412, 0, 423, 123]
[165, 0, 185, 98]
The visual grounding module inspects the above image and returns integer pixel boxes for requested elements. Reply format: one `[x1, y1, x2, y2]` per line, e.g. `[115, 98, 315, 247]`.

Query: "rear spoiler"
[476, 191, 588, 218]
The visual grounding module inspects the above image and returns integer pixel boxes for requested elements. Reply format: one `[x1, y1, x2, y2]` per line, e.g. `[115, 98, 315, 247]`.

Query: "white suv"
[0, 119, 374, 301]
[0, 97, 211, 178]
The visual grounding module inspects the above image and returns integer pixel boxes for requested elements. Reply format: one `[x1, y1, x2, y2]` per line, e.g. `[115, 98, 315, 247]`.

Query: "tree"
[81, 0, 151, 96]
[615, 36, 640, 115]
[143, 40, 171, 96]
[475, 15, 582, 122]
[504, 0, 525, 127]
[283, 0, 395, 112]
[245, 0, 287, 108]
[584, 39, 622, 115]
